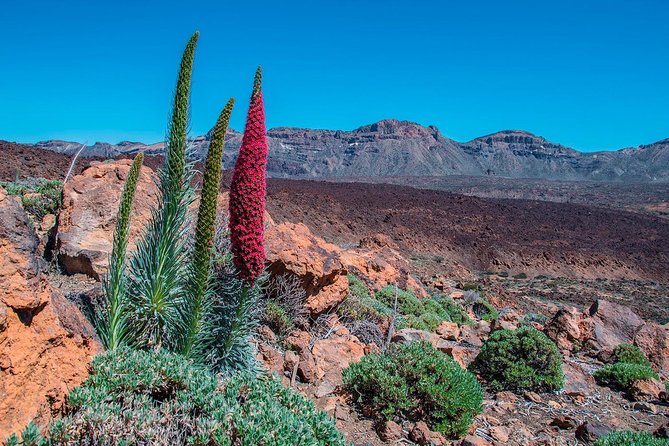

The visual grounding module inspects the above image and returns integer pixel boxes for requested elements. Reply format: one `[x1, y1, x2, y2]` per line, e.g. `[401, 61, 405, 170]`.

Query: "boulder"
[633, 322, 669, 372]
[0, 188, 101, 439]
[587, 299, 645, 355]
[562, 359, 597, 398]
[409, 421, 447, 445]
[311, 333, 365, 392]
[391, 328, 438, 346]
[56, 160, 159, 279]
[266, 223, 349, 315]
[628, 378, 665, 402]
[575, 421, 612, 443]
[544, 305, 592, 353]
[340, 234, 426, 297]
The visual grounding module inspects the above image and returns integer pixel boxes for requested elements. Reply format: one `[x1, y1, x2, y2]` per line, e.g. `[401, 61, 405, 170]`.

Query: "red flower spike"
[229, 66, 268, 284]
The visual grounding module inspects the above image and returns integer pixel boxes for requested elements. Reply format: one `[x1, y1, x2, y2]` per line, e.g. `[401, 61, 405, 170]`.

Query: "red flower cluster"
[229, 67, 268, 284]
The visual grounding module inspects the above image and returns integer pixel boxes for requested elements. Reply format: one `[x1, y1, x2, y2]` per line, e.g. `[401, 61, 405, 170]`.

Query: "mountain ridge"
[19, 119, 669, 182]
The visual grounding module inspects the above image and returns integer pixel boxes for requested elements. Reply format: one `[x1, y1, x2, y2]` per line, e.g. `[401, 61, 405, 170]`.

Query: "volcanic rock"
[0, 188, 101, 439]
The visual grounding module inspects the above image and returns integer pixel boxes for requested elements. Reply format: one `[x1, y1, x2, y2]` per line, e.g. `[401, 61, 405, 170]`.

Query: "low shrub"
[594, 430, 669, 446]
[521, 313, 549, 326]
[18, 348, 346, 446]
[349, 320, 384, 346]
[612, 343, 652, 367]
[343, 341, 483, 438]
[348, 273, 371, 299]
[375, 285, 424, 315]
[594, 363, 659, 391]
[1, 178, 63, 220]
[469, 326, 564, 392]
[472, 299, 498, 322]
[262, 300, 294, 335]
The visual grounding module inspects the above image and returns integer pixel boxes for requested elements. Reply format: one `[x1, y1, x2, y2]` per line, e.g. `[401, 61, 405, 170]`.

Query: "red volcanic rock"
[628, 378, 665, 402]
[587, 299, 645, 355]
[266, 222, 349, 315]
[56, 159, 159, 279]
[311, 332, 365, 392]
[544, 305, 593, 353]
[340, 234, 427, 297]
[0, 188, 101, 439]
[634, 322, 669, 372]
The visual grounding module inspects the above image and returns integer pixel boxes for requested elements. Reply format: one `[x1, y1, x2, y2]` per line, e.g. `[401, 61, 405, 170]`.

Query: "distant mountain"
[30, 119, 669, 182]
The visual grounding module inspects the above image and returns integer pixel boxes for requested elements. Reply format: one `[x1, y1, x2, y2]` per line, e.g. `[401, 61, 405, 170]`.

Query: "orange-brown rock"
[628, 378, 665, 402]
[633, 322, 669, 372]
[0, 188, 101, 439]
[56, 159, 159, 279]
[311, 332, 365, 392]
[340, 234, 427, 297]
[544, 305, 593, 353]
[587, 299, 645, 355]
[266, 222, 349, 315]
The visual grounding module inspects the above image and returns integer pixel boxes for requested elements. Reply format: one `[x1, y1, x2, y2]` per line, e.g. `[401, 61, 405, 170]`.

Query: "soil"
[263, 179, 669, 286]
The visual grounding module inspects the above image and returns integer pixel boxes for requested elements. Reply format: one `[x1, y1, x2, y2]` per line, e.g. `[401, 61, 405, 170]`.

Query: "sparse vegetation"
[593, 430, 669, 446]
[0, 177, 63, 220]
[343, 341, 483, 438]
[470, 326, 564, 392]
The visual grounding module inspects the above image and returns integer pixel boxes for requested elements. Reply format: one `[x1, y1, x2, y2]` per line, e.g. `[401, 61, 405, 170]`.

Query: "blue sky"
[1, 0, 667, 151]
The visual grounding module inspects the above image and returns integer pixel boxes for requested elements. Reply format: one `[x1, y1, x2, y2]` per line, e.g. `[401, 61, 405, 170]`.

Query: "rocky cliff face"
[29, 120, 669, 182]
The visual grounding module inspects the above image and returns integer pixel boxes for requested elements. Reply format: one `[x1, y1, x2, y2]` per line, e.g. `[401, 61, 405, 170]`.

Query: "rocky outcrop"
[56, 159, 159, 279]
[545, 300, 669, 375]
[340, 234, 427, 297]
[266, 222, 349, 315]
[0, 188, 101, 439]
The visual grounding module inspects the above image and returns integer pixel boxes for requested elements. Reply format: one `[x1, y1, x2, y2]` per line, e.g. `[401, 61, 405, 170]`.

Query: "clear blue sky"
[1, 0, 667, 151]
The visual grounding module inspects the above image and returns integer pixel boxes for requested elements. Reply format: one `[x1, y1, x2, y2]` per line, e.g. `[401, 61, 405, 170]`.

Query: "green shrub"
[375, 285, 424, 315]
[594, 363, 659, 391]
[613, 343, 652, 367]
[469, 326, 564, 392]
[343, 341, 482, 438]
[348, 273, 371, 299]
[521, 313, 549, 325]
[594, 430, 669, 446]
[436, 296, 472, 325]
[30, 348, 346, 446]
[472, 299, 498, 322]
[1, 178, 63, 220]
[262, 300, 294, 335]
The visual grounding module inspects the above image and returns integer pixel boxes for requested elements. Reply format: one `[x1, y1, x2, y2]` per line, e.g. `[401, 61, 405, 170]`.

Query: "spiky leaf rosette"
[229, 66, 268, 284]
[182, 98, 235, 357]
[97, 153, 143, 350]
[127, 32, 198, 350]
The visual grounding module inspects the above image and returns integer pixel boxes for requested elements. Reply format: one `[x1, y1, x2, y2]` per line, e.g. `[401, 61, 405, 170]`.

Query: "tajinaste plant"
[96, 153, 144, 350]
[228, 66, 268, 285]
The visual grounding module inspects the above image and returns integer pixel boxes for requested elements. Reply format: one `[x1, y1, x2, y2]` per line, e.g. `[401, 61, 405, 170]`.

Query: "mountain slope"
[25, 120, 669, 182]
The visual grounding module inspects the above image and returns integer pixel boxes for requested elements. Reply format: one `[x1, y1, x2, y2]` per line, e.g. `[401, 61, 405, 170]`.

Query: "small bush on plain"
[343, 341, 483, 438]
[594, 363, 659, 391]
[594, 430, 669, 446]
[469, 326, 564, 392]
[612, 343, 652, 367]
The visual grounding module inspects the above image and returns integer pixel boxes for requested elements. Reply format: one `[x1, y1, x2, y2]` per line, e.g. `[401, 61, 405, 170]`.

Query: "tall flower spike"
[99, 153, 144, 350]
[183, 98, 235, 356]
[229, 66, 268, 284]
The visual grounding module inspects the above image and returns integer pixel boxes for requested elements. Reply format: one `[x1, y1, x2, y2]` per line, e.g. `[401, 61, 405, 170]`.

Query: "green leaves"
[183, 98, 235, 357]
[97, 153, 144, 350]
[343, 341, 483, 438]
[40, 348, 347, 445]
[469, 326, 564, 393]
